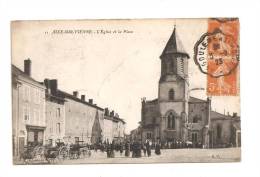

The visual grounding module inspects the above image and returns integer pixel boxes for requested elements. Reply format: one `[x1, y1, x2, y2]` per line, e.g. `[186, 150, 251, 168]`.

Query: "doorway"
[18, 137, 25, 156]
[27, 129, 44, 146]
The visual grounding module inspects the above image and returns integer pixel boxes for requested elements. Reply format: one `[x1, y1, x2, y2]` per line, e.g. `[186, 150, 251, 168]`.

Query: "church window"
[167, 116, 171, 128]
[169, 89, 175, 100]
[167, 112, 175, 129]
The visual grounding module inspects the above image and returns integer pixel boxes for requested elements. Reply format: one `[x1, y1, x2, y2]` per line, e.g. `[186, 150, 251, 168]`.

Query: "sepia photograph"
[11, 18, 240, 165]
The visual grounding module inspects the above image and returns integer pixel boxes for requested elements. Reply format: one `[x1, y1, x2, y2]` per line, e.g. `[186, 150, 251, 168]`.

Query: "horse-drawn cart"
[69, 140, 91, 159]
[44, 142, 69, 163]
[20, 141, 91, 164]
[20, 145, 45, 164]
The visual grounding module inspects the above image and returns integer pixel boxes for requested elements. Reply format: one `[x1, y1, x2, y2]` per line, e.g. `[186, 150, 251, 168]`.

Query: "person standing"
[146, 140, 151, 157]
[106, 143, 111, 158]
[136, 140, 142, 158]
[125, 141, 130, 157]
[155, 141, 161, 155]
[110, 140, 115, 158]
[119, 142, 124, 156]
[94, 143, 98, 152]
[142, 142, 147, 156]
[132, 141, 136, 158]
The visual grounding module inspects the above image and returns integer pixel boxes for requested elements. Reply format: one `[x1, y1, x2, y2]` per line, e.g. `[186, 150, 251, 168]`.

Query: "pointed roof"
[160, 27, 190, 59]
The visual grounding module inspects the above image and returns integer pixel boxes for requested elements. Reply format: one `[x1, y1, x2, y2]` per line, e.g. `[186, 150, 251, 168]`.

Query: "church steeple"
[159, 27, 190, 82]
[160, 27, 189, 59]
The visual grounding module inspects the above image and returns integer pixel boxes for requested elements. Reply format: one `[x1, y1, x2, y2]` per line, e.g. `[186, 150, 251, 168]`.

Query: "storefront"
[26, 125, 45, 146]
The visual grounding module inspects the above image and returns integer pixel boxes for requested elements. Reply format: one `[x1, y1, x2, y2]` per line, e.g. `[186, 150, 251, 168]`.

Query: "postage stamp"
[194, 18, 239, 96]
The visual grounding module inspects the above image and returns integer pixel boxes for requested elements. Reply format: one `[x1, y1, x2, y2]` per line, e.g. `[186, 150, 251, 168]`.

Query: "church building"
[139, 27, 240, 148]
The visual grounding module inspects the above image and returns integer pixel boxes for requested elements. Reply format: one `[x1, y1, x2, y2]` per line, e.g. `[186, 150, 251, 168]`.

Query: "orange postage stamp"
[194, 18, 239, 96]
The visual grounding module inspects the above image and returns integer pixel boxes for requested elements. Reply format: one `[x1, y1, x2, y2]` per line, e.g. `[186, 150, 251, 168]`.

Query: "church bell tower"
[158, 27, 190, 142]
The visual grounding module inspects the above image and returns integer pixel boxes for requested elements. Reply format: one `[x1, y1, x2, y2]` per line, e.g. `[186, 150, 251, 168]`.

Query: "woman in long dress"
[155, 142, 161, 155]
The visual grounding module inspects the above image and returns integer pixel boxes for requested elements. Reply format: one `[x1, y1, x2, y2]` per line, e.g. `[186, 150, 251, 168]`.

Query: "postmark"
[194, 18, 239, 95]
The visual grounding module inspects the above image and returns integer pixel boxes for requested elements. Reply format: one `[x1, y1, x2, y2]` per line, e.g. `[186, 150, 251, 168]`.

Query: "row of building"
[12, 59, 126, 157]
[130, 27, 241, 148]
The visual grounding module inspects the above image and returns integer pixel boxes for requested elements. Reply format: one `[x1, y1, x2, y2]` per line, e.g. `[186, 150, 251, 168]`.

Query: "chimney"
[141, 97, 146, 105]
[110, 110, 115, 117]
[49, 79, 58, 95]
[233, 112, 237, 117]
[81, 95, 85, 101]
[44, 79, 49, 88]
[73, 91, 78, 97]
[89, 99, 93, 104]
[24, 59, 31, 76]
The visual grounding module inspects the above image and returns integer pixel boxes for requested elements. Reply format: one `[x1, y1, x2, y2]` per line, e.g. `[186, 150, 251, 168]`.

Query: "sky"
[11, 19, 240, 133]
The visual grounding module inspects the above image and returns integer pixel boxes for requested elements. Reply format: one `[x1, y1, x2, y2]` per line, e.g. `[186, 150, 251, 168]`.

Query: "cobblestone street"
[60, 148, 240, 164]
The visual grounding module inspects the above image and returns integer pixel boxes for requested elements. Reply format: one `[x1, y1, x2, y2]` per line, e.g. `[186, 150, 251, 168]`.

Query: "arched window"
[172, 116, 175, 129]
[167, 115, 171, 128]
[169, 89, 175, 100]
[167, 112, 175, 129]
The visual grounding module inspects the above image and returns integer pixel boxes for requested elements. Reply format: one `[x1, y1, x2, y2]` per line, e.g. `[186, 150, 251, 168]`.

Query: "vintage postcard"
[11, 18, 240, 164]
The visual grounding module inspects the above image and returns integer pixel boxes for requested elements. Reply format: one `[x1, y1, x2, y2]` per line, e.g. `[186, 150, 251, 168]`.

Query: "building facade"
[57, 90, 104, 144]
[104, 108, 126, 143]
[44, 79, 66, 146]
[12, 59, 46, 157]
[43, 80, 126, 145]
[186, 97, 211, 147]
[210, 112, 241, 148]
[103, 110, 114, 143]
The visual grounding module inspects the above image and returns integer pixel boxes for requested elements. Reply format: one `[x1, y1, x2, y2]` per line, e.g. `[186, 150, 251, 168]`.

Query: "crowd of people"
[91, 139, 162, 158]
[67, 138, 203, 159]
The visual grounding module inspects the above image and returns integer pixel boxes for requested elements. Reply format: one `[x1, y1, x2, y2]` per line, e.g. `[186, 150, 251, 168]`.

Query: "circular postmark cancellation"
[194, 28, 239, 78]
